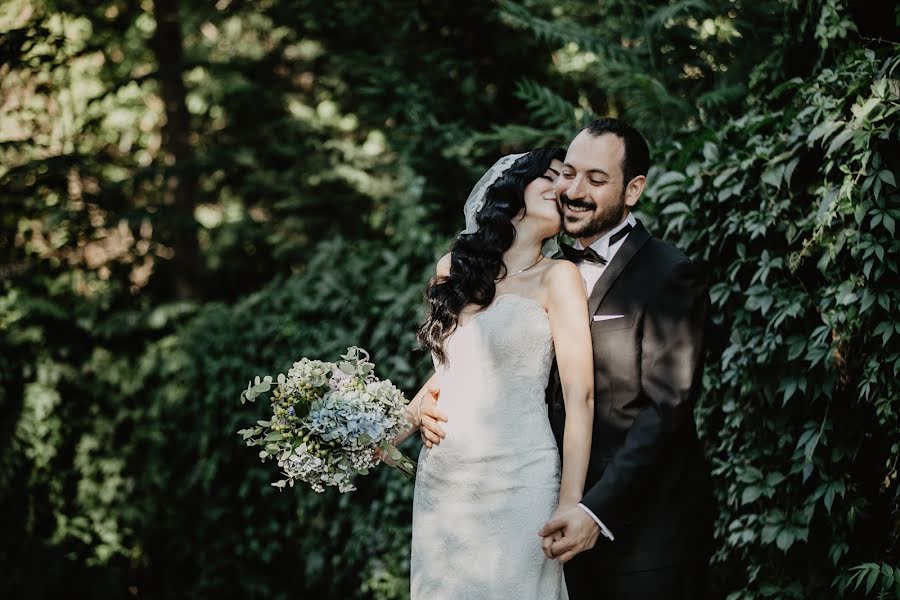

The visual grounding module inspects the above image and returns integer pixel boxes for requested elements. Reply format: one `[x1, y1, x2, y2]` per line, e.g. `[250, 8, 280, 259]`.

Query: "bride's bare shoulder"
[436, 252, 452, 277]
[541, 258, 580, 282]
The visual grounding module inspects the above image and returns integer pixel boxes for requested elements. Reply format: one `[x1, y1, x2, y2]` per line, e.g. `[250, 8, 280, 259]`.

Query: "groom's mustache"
[559, 194, 596, 211]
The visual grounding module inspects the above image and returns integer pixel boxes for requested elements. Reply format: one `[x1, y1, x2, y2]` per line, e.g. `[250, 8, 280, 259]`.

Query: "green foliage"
[514, 79, 582, 132]
[1, 181, 442, 598]
[120, 232, 437, 598]
[497, 0, 777, 140]
[844, 563, 900, 598]
[641, 46, 900, 600]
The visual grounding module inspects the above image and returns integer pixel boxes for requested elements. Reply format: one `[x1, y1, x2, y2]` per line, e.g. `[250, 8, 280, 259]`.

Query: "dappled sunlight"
[1, 0, 896, 598]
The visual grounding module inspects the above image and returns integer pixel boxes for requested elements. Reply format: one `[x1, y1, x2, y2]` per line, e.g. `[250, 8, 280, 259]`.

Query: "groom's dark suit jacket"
[547, 219, 714, 575]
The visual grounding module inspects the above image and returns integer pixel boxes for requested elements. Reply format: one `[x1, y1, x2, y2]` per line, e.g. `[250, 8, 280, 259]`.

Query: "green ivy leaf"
[884, 214, 895, 237]
[742, 486, 763, 504]
[824, 484, 836, 513]
[776, 528, 795, 552]
[826, 129, 854, 155]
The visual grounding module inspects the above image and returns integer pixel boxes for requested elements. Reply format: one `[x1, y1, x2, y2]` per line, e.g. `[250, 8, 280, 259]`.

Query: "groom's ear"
[624, 175, 646, 208]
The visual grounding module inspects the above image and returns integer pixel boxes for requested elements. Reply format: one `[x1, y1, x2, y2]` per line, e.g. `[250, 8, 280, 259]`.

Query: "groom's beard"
[560, 188, 627, 240]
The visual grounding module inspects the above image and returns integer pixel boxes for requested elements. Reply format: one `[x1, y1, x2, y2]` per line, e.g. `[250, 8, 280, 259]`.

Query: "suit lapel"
[587, 219, 652, 315]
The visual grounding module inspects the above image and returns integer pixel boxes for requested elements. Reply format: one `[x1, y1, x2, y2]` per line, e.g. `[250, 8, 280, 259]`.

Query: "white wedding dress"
[411, 293, 568, 599]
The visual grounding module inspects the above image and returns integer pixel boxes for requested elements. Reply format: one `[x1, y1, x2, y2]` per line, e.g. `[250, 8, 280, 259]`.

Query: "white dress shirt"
[574, 212, 637, 295]
[572, 212, 638, 542]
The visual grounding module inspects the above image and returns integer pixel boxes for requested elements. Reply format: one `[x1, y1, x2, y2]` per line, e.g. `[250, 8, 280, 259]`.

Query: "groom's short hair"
[582, 118, 650, 185]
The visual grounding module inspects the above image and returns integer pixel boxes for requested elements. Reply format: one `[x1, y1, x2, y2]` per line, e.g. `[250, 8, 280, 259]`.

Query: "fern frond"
[468, 123, 566, 151]
[513, 79, 579, 130]
[497, 0, 628, 63]
[696, 83, 747, 110]
[596, 68, 693, 134]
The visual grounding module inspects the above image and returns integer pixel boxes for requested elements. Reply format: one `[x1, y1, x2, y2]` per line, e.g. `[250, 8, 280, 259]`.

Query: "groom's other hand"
[539, 506, 601, 563]
[419, 386, 447, 448]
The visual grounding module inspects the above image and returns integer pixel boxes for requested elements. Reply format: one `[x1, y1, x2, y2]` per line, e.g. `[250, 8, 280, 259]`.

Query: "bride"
[389, 148, 595, 599]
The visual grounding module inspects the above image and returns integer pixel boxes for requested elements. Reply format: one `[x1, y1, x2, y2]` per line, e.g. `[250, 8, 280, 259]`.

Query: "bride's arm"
[546, 260, 594, 506]
[389, 252, 453, 448]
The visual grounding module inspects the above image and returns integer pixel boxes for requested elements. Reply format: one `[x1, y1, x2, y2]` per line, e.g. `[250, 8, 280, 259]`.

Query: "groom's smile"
[559, 194, 602, 233]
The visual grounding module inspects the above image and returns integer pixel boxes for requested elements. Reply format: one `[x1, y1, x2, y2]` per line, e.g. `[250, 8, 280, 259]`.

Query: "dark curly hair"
[417, 146, 566, 363]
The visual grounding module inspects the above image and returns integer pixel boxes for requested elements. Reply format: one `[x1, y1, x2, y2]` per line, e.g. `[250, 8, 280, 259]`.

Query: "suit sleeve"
[580, 260, 709, 533]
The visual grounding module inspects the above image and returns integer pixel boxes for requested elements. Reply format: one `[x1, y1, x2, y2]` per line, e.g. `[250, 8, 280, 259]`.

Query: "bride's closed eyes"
[541, 168, 561, 182]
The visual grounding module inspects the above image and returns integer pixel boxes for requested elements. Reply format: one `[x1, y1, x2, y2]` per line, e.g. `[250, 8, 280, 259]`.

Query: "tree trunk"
[150, 0, 200, 300]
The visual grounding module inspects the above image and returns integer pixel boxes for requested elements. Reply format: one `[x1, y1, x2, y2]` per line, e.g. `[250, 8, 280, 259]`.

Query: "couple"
[390, 118, 713, 600]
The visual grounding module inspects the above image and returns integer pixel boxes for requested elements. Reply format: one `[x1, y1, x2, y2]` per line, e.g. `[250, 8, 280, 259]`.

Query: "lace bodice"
[431, 294, 555, 449]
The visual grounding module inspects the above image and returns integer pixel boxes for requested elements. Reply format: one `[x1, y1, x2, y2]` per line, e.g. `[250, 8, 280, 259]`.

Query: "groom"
[539, 118, 713, 600]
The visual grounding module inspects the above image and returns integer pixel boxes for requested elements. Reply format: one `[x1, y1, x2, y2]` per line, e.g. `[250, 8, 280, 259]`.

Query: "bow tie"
[560, 224, 634, 264]
[560, 243, 606, 264]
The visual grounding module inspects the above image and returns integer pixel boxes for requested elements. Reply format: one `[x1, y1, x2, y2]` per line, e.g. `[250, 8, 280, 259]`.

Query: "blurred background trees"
[1, 0, 897, 598]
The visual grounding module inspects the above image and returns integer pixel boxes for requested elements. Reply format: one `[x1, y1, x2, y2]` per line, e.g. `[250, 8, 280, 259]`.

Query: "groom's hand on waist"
[538, 506, 601, 563]
[419, 385, 447, 448]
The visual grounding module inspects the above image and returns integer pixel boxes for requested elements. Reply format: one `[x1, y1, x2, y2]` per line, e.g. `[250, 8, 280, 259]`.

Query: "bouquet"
[238, 347, 417, 493]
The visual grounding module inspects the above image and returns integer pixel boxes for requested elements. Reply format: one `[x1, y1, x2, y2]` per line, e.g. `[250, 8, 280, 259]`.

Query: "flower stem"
[388, 452, 417, 479]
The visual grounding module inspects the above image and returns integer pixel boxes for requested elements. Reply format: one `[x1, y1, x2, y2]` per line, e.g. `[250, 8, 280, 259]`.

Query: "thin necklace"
[497, 254, 544, 281]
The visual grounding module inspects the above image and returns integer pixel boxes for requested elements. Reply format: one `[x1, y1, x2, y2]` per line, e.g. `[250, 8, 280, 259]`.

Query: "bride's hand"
[539, 502, 578, 560]
[539, 504, 601, 563]
[541, 505, 568, 560]
[541, 533, 563, 560]
[417, 386, 448, 448]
